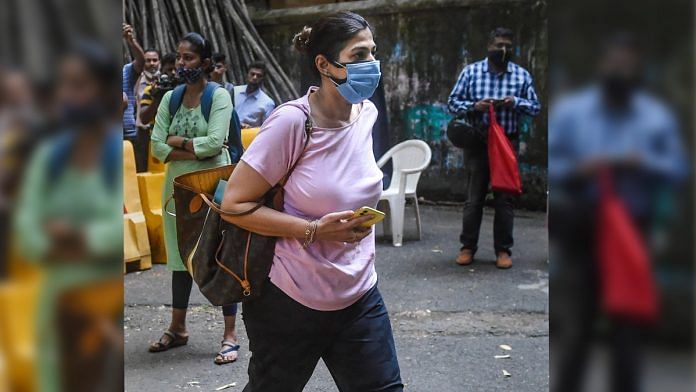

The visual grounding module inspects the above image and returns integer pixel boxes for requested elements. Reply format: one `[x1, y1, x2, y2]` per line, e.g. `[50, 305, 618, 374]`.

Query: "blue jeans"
[242, 281, 403, 392]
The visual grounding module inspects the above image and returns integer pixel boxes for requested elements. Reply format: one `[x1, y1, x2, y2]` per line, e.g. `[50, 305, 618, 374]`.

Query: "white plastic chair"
[377, 139, 432, 247]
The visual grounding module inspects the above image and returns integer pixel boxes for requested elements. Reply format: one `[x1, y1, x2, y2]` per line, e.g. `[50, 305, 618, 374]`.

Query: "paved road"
[125, 205, 549, 391]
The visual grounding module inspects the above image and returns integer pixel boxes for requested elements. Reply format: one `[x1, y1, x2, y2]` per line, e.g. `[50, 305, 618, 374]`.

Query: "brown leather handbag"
[171, 107, 312, 306]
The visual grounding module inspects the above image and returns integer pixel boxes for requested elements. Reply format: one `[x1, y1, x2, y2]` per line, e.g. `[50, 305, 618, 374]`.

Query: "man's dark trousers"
[459, 144, 515, 255]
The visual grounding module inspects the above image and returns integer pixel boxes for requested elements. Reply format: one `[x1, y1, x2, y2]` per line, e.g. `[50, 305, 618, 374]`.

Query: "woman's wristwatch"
[181, 137, 190, 150]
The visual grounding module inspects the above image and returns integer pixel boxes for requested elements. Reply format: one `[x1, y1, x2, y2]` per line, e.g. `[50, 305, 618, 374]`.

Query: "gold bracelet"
[308, 220, 318, 245]
[302, 220, 312, 248]
[303, 220, 319, 248]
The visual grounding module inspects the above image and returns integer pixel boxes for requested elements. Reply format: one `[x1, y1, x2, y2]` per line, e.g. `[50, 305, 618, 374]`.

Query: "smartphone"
[353, 206, 386, 228]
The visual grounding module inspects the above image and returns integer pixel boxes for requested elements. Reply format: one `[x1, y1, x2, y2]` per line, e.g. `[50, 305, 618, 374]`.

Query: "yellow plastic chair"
[0, 277, 40, 392]
[137, 172, 166, 264]
[123, 141, 151, 272]
[242, 127, 261, 150]
[0, 349, 8, 392]
[147, 142, 165, 173]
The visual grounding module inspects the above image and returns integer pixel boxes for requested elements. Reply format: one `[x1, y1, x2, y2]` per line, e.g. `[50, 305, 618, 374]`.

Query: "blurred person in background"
[133, 48, 162, 168]
[0, 68, 38, 198]
[232, 60, 275, 128]
[138, 52, 177, 171]
[12, 41, 123, 392]
[121, 23, 147, 172]
[136, 48, 161, 101]
[0, 67, 38, 277]
[209, 52, 236, 97]
[548, 33, 688, 392]
[148, 32, 242, 366]
[448, 27, 541, 269]
[138, 52, 177, 129]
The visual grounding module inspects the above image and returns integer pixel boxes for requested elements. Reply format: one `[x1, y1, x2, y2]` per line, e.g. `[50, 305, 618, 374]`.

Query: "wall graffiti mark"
[401, 103, 545, 177]
[402, 103, 462, 172]
[403, 103, 451, 141]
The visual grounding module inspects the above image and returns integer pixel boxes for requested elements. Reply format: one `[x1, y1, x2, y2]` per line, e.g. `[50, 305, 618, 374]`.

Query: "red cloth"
[487, 106, 522, 194]
[596, 169, 658, 322]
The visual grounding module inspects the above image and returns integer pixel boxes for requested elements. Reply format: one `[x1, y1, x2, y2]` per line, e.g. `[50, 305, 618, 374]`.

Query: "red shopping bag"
[487, 106, 522, 194]
[596, 169, 658, 322]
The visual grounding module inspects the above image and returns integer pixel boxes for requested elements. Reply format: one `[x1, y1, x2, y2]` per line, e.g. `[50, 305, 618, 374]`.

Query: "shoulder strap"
[48, 130, 121, 190]
[47, 132, 74, 186]
[279, 115, 312, 187]
[200, 193, 265, 217]
[101, 130, 122, 190]
[169, 82, 219, 121]
[201, 81, 220, 122]
[198, 108, 313, 217]
[168, 84, 186, 118]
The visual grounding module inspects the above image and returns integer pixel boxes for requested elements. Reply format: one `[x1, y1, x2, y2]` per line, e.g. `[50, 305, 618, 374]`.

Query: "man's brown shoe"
[496, 252, 513, 269]
[456, 249, 474, 265]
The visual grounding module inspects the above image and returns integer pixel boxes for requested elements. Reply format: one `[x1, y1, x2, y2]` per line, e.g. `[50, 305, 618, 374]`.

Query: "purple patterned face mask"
[176, 66, 204, 84]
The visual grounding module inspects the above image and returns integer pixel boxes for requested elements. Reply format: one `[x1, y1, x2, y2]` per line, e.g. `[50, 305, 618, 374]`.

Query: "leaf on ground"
[215, 382, 237, 391]
[499, 344, 512, 351]
[502, 369, 511, 377]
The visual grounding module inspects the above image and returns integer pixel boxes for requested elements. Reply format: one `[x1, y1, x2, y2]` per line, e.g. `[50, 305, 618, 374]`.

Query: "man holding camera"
[447, 27, 540, 269]
[139, 52, 177, 127]
[130, 48, 163, 172]
[138, 52, 178, 171]
[136, 49, 162, 103]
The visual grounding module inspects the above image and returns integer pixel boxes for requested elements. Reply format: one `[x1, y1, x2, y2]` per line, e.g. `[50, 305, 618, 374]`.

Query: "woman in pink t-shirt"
[221, 11, 403, 392]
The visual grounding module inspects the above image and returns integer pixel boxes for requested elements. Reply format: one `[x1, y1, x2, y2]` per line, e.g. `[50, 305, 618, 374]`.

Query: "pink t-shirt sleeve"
[241, 105, 308, 186]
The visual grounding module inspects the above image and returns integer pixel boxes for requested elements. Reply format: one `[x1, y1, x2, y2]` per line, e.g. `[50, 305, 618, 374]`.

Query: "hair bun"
[292, 26, 312, 53]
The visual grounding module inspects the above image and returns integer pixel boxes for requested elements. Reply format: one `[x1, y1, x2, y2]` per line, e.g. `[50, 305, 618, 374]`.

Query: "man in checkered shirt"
[448, 27, 540, 270]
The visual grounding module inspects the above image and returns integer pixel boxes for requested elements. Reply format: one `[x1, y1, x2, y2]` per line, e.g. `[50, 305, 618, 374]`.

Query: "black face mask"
[601, 74, 637, 104]
[488, 48, 512, 67]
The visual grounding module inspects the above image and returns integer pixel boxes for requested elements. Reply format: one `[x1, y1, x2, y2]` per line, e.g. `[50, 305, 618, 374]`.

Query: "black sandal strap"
[162, 330, 177, 341]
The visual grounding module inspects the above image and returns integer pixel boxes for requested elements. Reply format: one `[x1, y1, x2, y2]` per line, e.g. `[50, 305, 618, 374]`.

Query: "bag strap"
[215, 230, 252, 296]
[168, 84, 186, 118]
[201, 81, 220, 122]
[488, 104, 499, 126]
[168, 82, 219, 121]
[280, 115, 313, 187]
[199, 110, 313, 216]
[200, 193, 264, 217]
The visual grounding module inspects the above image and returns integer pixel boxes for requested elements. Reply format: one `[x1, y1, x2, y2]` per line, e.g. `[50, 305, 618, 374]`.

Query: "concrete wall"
[251, 0, 548, 209]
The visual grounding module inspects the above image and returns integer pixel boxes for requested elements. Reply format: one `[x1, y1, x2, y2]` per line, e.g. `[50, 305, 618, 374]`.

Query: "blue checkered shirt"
[122, 62, 137, 138]
[448, 58, 541, 134]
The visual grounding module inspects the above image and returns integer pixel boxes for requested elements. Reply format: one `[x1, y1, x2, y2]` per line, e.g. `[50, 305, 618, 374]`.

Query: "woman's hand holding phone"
[315, 211, 372, 243]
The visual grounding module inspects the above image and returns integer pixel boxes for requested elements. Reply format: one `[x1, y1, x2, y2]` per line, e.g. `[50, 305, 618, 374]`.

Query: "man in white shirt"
[233, 60, 275, 128]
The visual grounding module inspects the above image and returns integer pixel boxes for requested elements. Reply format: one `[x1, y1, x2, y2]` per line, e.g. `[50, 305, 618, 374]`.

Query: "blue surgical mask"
[329, 60, 381, 104]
